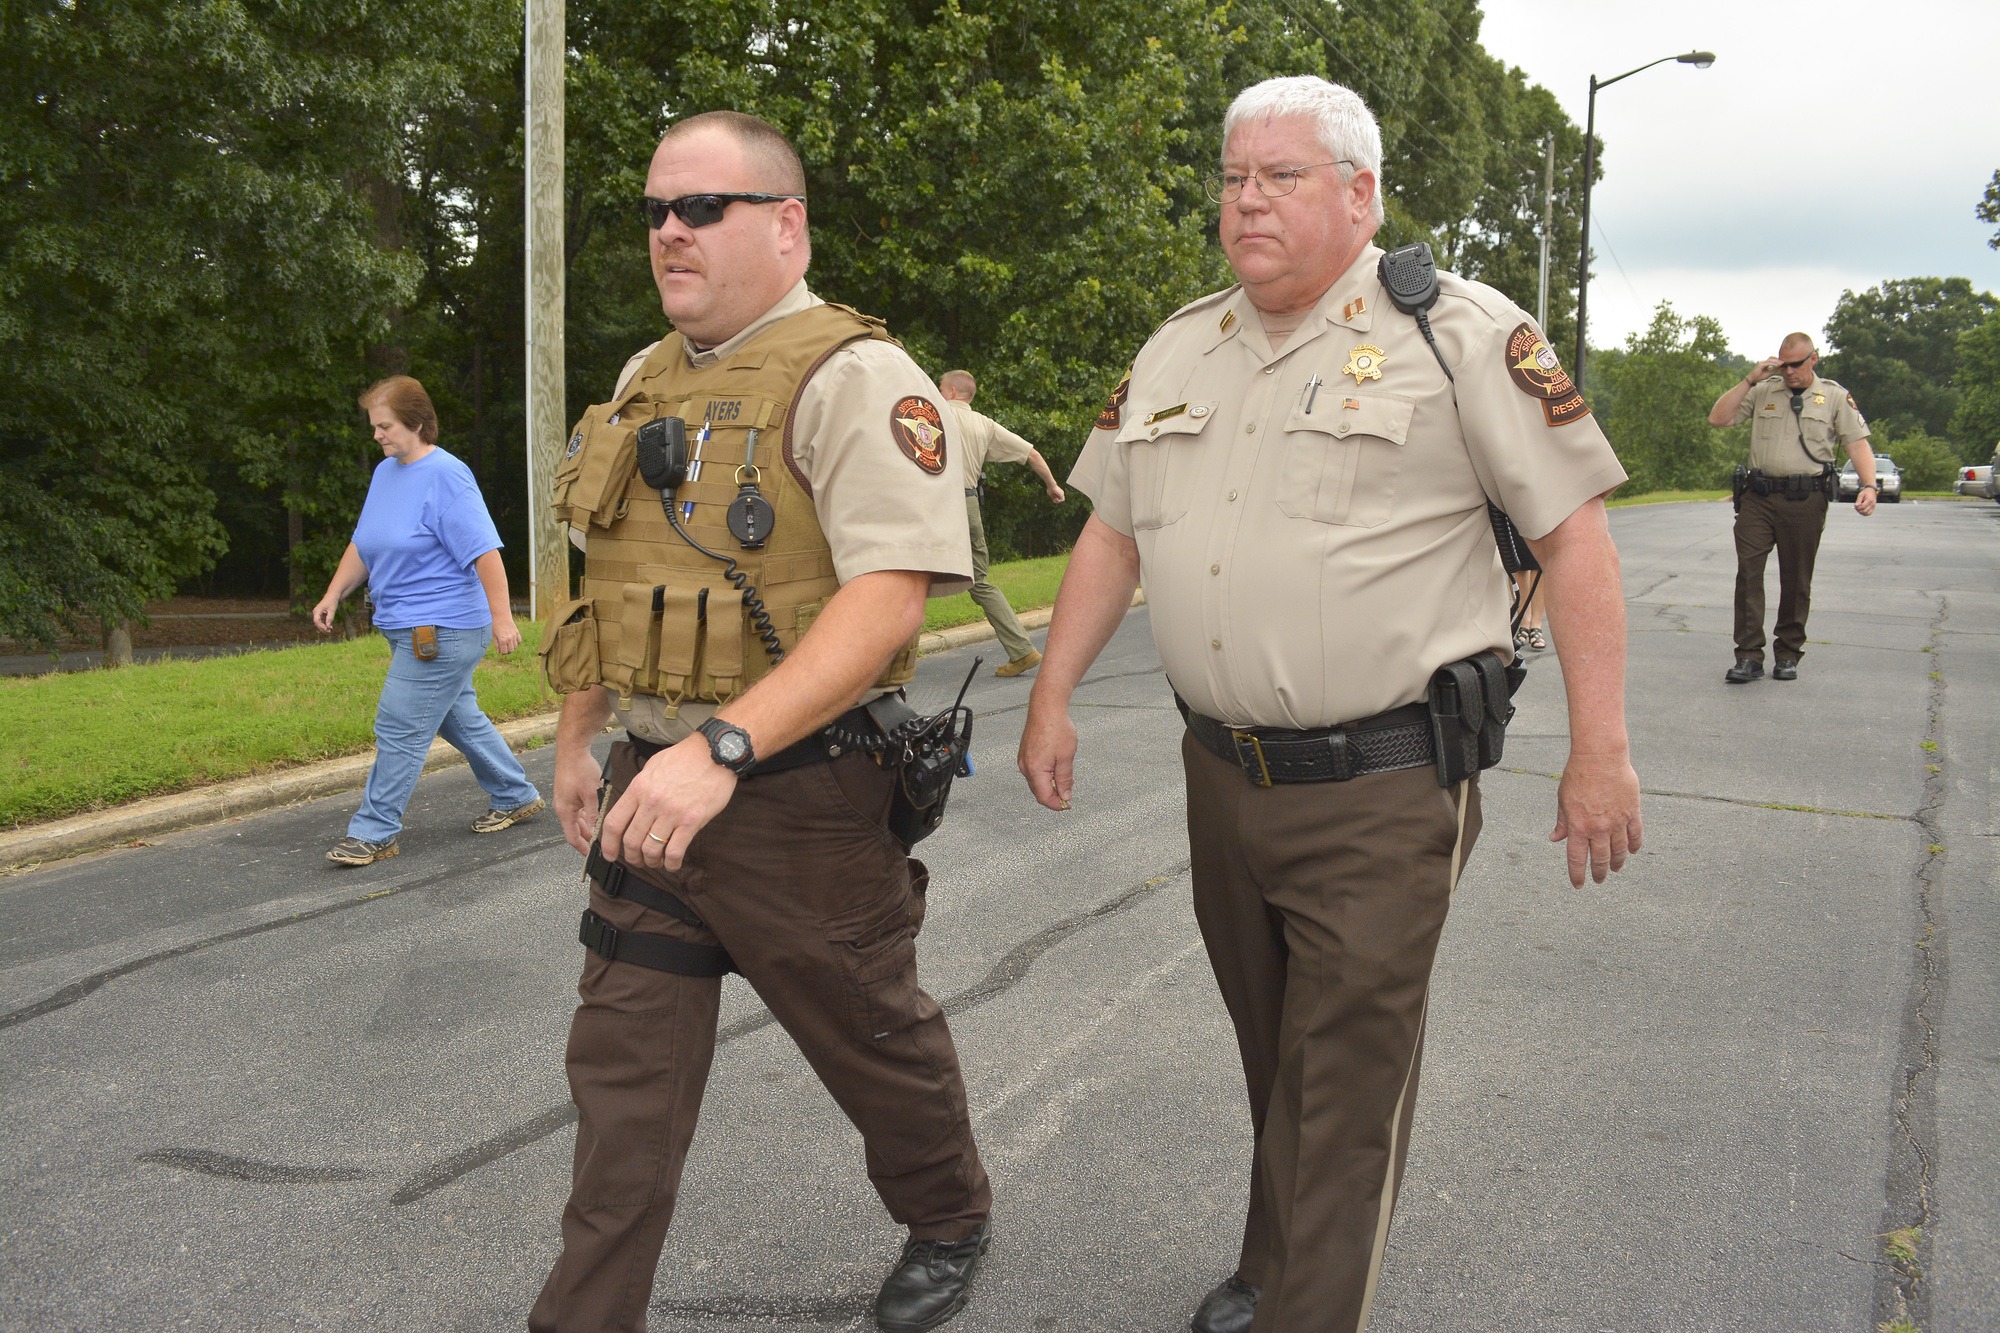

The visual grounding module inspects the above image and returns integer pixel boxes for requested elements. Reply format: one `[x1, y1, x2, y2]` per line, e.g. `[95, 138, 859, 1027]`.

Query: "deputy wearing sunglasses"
[530, 111, 991, 1333]
[1707, 334, 1876, 684]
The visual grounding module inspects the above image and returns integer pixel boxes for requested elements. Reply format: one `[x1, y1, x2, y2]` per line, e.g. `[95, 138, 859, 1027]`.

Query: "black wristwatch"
[697, 717, 757, 775]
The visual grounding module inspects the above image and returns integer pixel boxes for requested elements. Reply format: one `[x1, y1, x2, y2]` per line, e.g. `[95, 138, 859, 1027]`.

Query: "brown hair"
[358, 375, 438, 444]
[939, 369, 977, 399]
[661, 110, 808, 198]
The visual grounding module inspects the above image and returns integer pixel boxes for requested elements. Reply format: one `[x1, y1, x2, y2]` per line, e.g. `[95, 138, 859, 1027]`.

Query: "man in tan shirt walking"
[937, 370, 1065, 676]
[1019, 76, 1641, 1333]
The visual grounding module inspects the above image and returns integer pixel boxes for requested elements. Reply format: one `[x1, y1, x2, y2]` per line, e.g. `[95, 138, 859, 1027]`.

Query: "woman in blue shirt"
[312, 376, 544, 865]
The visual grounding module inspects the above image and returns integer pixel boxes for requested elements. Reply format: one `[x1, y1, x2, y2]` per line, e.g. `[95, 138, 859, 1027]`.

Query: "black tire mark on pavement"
[390, 860, 1190, 1206]
[0, 835, 566, 1031]
[138, 1148, 369, 1184]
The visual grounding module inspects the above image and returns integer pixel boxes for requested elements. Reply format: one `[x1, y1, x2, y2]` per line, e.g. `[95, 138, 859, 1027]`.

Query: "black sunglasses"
[1779, 352, 1815, 369]
[642, 192, 803, 230]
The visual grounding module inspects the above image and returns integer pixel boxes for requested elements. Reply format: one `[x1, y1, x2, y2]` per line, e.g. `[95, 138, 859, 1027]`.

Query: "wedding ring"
[645, 831, 667, 844]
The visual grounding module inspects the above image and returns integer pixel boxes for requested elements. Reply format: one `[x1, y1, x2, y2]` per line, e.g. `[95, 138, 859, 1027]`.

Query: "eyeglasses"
[1779, 352, 1816, 370]
[642, 192, 804, 230]
[1203, 161, 1352, 204]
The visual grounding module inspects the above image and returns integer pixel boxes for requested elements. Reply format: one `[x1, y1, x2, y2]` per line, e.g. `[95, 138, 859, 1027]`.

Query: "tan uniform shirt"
[601, 280, 972, 741]
[1069, 244, 1628, 729]
[1732, 374, 1868, 476]
[944, 399, 1037, 490]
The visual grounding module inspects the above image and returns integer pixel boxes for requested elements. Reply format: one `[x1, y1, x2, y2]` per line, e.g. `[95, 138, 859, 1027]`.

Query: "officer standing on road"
[1018, 77, 1642, 1333]
[1707, 334, 1876, 683]
[937, 369, 1066, 677]
[529, 110, 992, 1333]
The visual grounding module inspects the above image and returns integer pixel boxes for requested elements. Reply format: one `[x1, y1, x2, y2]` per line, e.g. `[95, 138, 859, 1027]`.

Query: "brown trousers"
[1183, 734, 1479, 1333]
[529, 741, 991, 1333]
[1733, 488, 1829, 663]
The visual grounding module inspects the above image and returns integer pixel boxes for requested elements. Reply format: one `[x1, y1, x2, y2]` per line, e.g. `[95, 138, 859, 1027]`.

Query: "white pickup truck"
[1958, 463, 1995, 499]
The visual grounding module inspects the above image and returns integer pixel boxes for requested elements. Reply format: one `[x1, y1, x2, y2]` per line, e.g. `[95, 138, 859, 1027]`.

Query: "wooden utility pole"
[523, 0, 566, 621]
[1537, 133, 1555, 332]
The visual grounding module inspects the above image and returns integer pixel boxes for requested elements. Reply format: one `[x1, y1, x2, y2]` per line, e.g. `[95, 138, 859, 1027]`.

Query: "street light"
[1573, 50, 1715, 393]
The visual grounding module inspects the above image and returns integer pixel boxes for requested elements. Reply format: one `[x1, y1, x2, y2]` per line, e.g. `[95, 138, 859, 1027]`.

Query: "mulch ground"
[1, 599, 334, 655]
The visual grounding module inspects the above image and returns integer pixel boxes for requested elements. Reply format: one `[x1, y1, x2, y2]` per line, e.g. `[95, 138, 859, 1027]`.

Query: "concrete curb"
[1, 595, 1138, 873]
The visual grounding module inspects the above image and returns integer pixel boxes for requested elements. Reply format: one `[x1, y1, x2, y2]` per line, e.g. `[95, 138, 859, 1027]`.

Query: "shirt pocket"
[1277, 392, 1414, 527]
[1113, 402, 1220, 529]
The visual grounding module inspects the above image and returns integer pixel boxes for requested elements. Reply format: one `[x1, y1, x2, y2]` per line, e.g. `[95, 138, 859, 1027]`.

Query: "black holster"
[1732, 465, 1749, 513]
[1427, 651, 1519, 787]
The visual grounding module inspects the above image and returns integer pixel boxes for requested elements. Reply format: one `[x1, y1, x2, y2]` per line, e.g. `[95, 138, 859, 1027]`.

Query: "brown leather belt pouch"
[411, 625, 440, 661]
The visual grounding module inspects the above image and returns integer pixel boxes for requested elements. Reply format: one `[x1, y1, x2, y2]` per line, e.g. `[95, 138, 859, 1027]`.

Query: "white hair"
[1222, 76, 1384, 226]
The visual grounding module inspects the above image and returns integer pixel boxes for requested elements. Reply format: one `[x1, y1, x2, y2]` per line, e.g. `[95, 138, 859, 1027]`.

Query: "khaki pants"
[529, 741, 991, 1333]
[966, 494, 1033, 662]
[1183, 734, 1479, 1333]
[1733, 488, 1829, 663]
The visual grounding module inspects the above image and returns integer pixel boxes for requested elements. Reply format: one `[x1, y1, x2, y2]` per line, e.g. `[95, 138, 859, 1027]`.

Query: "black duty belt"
[580, 842, 736, 976]
[627, 703, 874, 776]
[1178, 696, 1434, 787]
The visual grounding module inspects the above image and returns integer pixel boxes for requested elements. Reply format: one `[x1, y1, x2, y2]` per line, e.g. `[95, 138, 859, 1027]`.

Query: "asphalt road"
[3, 498, 1995, 1332]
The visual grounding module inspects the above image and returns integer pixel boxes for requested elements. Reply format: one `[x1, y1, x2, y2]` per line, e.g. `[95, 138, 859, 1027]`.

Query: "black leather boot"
[1190, 1275, 1260, 1333]
[875, 1218, 991, 1332]
[1724, 657, 1764, 684]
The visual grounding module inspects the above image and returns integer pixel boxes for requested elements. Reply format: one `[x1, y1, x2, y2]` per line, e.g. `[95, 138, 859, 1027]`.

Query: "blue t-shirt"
[351, 449, 503, 630]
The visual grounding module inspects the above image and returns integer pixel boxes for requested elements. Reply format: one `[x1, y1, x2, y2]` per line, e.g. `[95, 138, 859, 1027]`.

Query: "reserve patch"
[1095, 373, 1131, 431]
[1504, 322, 1590, 427]
[890, 395, 948, 474]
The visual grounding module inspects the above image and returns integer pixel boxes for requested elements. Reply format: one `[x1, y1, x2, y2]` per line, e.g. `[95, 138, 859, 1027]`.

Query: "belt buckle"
[1231, 730, 1274, 788]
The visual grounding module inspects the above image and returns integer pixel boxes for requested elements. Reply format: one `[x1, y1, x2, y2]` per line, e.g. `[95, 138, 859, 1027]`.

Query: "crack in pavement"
[648, 1293, 870, 1326]
[387, 862, 1190, 1206]
[1873, 592, 1948, 1333]
[1492, 769, 1916, 823]
[0, 835, 568, 1031]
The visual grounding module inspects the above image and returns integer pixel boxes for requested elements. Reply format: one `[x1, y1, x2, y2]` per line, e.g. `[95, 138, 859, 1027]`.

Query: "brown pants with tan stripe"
[1183, 734, 1480, 1333]
[528, 740, 991, 1333]
[1733, 488, 1829, 664]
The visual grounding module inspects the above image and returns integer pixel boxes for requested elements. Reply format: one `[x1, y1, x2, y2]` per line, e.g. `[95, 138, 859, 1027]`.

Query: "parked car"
[1991, 444, 2000, 504]
[1839, 454, 1902, 502]
[1954, 464, 1992, 498]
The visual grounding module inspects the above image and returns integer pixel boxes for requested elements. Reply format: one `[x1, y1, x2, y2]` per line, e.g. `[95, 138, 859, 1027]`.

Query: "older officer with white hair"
[1020, 77, 1642, 1332]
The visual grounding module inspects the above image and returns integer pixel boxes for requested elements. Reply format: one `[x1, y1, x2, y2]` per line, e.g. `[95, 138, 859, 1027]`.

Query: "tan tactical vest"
[538, 303, 919, 712]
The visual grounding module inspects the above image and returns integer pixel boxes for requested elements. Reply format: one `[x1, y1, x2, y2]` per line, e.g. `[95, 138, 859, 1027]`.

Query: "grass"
[924, 553, 1071, 631]
[1, 626, 551, 830]
[3, 553, 1080, 830]
[1606, 488, 1729, 508]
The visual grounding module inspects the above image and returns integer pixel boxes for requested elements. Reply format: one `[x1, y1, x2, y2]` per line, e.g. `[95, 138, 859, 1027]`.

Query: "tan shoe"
[993, 649, 1042, 677]
[471, 796, 546, 833]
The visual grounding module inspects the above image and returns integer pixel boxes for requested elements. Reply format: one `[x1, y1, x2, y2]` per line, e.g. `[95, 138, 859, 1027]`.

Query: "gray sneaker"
[471, 796, 546, 833]
[327, 836, 399, 866]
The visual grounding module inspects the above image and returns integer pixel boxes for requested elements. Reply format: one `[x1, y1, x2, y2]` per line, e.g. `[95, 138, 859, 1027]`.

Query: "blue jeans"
[348, 626, 541, 843]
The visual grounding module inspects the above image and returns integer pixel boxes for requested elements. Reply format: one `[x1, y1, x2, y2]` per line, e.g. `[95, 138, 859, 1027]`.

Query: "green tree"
[1875, 428, 1957, 493]
[0, 0, 515, 651]
[1820, 277, 1997, 458]
[1978, 167, 1999, 250]
[1950, 309, 2000, 453]
[1585, 301, 1742, 493]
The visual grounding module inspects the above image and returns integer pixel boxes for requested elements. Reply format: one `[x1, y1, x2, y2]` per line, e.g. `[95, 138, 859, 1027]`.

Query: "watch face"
[715, 731, 749, 762]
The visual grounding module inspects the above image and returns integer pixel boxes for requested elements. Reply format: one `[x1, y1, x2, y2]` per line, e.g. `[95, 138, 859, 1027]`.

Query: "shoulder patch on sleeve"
[1847, 392, 1859, 410]
[890, 395, 948, 475]
[1095, 372, 1132, 432]
[1504, 322, 1590, 427]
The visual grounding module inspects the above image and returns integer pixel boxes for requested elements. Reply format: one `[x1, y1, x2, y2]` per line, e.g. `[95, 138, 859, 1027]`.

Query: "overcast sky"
[1473, 0, 2000, 357]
